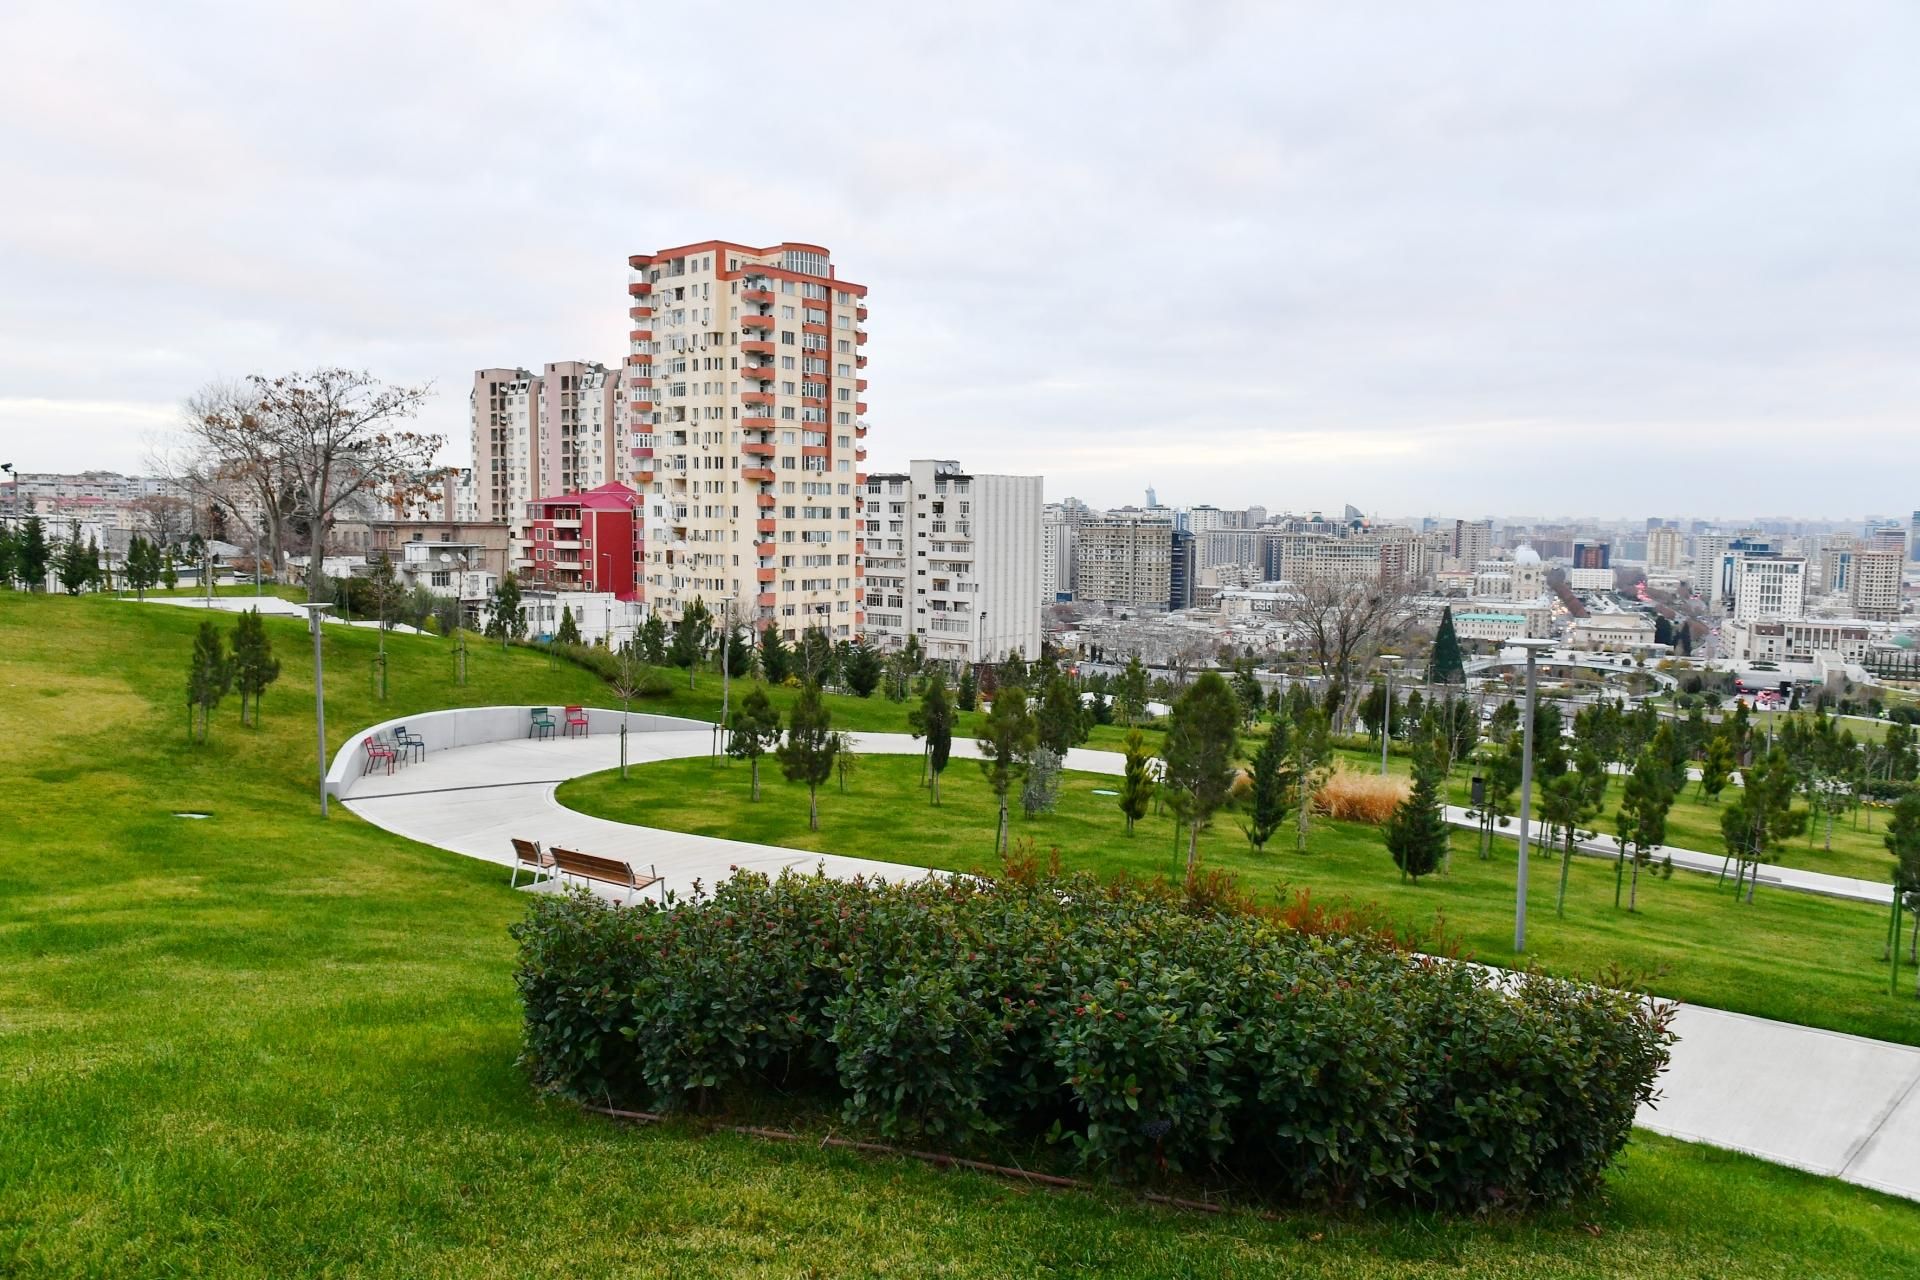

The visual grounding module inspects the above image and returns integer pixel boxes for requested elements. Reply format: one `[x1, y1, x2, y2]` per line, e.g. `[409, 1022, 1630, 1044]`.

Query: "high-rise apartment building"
[1170, 528, 1196, 610]
[1851, 549, 1904, 621]
[1731, 554, 1806, 623]
[862, 460, 1041, 666]
[1573, 541, 1611, 570]
[1040, 502, 1080, 604]
[1076, 517, 1173, 609]
[623, 241, 869, 638]
[469, 362, 620, 530]
[1691, 533, 1729, 603]
[1909, 510, 1920, 563]
[1451, 518, 1492, 569]
[1646, 527, 1683, 570]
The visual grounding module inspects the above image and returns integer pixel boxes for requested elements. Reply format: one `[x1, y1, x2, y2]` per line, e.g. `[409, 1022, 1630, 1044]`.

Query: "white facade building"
[1731, 554, 1807, 623]
[1852, 549, 1904, 621]
[863, 460, 1041, 666]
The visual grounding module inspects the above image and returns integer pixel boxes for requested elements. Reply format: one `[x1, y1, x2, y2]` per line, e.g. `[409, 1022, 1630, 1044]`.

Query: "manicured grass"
[5, 591, 1920, 1277]
[1329, 742, 1899, 884]
[562, 755, 1920, 1047]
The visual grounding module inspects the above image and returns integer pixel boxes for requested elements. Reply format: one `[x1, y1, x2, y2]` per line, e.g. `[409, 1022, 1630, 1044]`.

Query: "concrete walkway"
[340, 726, 1920, 1204]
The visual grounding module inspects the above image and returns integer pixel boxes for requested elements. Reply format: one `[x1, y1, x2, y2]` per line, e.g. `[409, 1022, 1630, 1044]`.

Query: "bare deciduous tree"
[1280, 574, 1415, 732]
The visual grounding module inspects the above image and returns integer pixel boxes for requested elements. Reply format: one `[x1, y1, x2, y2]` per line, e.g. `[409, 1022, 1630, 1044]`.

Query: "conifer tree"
[185, 619, 232, 743]
[230, 607, 281, 726]
[727, 686, 784, 800]
[1036, 668, 1087, 757]
[554, 605, 581, 646]
[669, 597, 712, 689]
[1118, 727, 1155, 834]
[907, 673, 955, 804]
[758, 623, 793, 684]
[1385, 733, 1450, 882]
[1163, 672, 1240, 883]
[956, 664, 977, 711]
[776, 682, 836, 830]
[1427, 605, 1467, 685]
[1241, 715, 1294, 852]
[976, 680, 1036, 854]
[637, 612, 668, 665]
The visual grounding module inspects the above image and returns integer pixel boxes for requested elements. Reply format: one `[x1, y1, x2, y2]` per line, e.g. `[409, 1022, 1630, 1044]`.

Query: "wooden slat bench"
[510, 837, 555, 889]
[549, 846, 663, 904]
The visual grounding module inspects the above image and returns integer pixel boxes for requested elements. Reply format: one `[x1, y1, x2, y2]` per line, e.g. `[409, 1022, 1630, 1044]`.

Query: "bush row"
[513, 869, 1672, 1210]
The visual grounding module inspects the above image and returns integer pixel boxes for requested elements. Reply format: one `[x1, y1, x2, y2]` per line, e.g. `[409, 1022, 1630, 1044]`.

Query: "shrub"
[513, 869, 1672, 1210]
[1314, 766, 1409, 824]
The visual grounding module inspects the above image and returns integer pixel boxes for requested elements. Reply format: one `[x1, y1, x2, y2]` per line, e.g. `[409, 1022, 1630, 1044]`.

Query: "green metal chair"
[529, 707, 557, 740]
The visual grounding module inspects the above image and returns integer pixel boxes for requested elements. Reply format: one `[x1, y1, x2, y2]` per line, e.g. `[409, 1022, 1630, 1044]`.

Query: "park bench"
[549, 846, 663, 905]
[563, 705, 590, 738]
[529, 707, 556, 740]
[509, 837, 556, 889]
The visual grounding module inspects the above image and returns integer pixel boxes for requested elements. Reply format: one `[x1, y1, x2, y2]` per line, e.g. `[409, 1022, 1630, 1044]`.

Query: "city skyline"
[4, 2, 1918, 515]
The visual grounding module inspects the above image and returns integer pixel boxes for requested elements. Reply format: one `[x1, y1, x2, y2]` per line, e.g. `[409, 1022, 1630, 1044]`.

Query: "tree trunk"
[1185, 819, 1200, 886]
[750, 757, 760, 801]
[1556, 839, 1572, 918]
[1614, 845, 1625, 908]
[930, 766, 940, 806]
[996, 798, 1007, 854]
[1628, 854, 1641, 912]
[808, 784, 818, 831]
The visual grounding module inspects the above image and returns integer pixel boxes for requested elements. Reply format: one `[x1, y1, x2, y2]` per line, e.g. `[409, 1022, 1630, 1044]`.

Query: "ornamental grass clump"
[1314, 766, 1410, 825]
[513, 867, 1672, 1211]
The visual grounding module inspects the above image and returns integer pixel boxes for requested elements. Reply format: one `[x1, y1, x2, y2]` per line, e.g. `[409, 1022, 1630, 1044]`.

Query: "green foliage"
[485, 573, 525, 642]
[1036, 669, 1088, 756]
[955, 663, 977, 711]
[56, 520, 96, 594]
[977, 681, 1037, 853]
[1241, 716, 1294, 851]
[1721, 749, 1805, 903]
[1384, 735, 1449, 882]
[757, 622, 792, 683]
[230, 607, 281, 726]
[1288, 701, 1333, 853]
[1542, 770, 1601, 918]
[1487, 698, 1520, 746]
[185, 618, 232, 743]
[553, 605, 581, 646]
[1118, 727, 1155, 833]
[1229, 660, 1263, 729]
[1163, 672, 1240, 881]
[727, 686, 784, 800]
[668, 597, 712, 685]
[1700, 733, 1735, 802]
[777, 682, 836, 830]
[1616, 748, 1675, 912]
[907, 673, 955, 804]
[1427, 606, 1467, 685]
[842, 638, 883, 697]
[1021, 746, 1063, 817]
[1114, 655, 1150, 727]
[721, 624, 754, 678]
[513, 868, 1673, 1210]
[637, 612, 668, 665]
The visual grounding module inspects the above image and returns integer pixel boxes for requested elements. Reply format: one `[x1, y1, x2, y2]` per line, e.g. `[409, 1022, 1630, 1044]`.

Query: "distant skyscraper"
[1909, 510, 1920, 562]
[1144, 485, 1159, 509]
[1169, 528, 1196, 611]
[1852, 549, 1903, 621]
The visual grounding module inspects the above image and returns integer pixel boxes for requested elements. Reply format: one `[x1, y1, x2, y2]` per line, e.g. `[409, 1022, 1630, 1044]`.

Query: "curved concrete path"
[340, 721, 1920, 1204]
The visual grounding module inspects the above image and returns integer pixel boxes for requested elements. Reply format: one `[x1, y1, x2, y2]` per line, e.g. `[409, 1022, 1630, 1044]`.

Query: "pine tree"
[0, 524, 16, 589]
[230, 607, 281, 726]
[842, 639, 882, 697]
[907, 673, 955, 804]
[976, 681, 1036, 854]
[1118, 727, 1155, 834]
[1541, 770, 1600, 916]
[185, 619, 232, 743]
[1615, 747, 1674, 911]
[486, 573, 524, 644]
[1487, 698, 1520, 746]
[727, 686, 784, 800]
[1241, 716, 1294, 851]
[956, 664, 978, 711]
[1115, 655, 1150, 727]
[1428, 605, 1468, 685]
[1036, 669, 1087, 756]
[638, 612, 668, 665]
[669, 597, 713, 689]
[776, 682, 837, 831]
[759, 623, 792, 684]
[1163, 672, 1240, 883]
[1886, 792, 1920, 988]
[57, 521, 92, 594]
[1385, 733, 1451, 882]
[1289, 702, 1333, 853]
[554, 605, 581, 646]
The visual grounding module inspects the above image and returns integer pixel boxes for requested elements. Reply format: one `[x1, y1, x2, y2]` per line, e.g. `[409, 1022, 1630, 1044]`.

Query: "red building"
[515, 482, 644, 601]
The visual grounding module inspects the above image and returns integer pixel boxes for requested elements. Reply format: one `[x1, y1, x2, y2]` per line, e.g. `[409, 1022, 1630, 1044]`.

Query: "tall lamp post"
[1377, 654, 1398, 776]
[300, 603, 335, 818]
[1511, 636, 1555, 952]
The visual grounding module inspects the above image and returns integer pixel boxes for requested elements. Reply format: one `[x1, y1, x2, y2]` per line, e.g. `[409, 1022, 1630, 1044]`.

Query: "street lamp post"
[1380, 661, 1394, 777]
[299, 603, 335, 818]
[1511, 637, 1555, 952]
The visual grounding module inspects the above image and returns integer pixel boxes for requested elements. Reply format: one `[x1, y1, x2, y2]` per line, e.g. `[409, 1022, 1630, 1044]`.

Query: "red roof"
[530, 481, 641, 511]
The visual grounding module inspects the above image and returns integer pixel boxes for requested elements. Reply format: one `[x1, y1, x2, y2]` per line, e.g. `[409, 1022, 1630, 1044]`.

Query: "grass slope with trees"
[5, 593, 1920, 1277]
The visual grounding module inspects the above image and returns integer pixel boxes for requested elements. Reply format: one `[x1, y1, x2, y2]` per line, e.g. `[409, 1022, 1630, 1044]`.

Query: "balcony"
[856, 378, 867, 392]
[856, 354, 867, 368]
[855, 330, 867, 345]
[756, 517, 777, 534]
[742, 466, 774, 483]
[802, 444, 830, 457]
[755, 541, 776, 557]
[757, 592, 776, 607]
[739, 362, 774, 381]
[757, 567, 776, 583]
[742, 440, 776, 457]
[756, 493, 777, 509]
[802, 322, 829, 337]
[856, 304, 867, 321]
[740, 339, 775, 357]
[741, 415, 776, 431]
[628, 281, 650, 296]
[742, 389, 774, 406]
[740, 314, 774, 332]
[741, 286, 773, 305]
[629, 305, 650, 321]
[854, 422, 868, 437]
[856, 401, 867, 415]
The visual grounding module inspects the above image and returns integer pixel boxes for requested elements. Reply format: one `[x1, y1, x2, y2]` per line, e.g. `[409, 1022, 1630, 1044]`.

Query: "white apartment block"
[1692, 533, 1729, 603]
[1646, 526, 1684, 570]
[863, 460, 1041, 666]
[1076, 517, 1173, 610]
[1040, 505, 1078, 605]
[624, 241, 868, 638]
[470, 362, 619, 531]
[1851, 549, 1903, 621]
[1731, 554, 1806, 623]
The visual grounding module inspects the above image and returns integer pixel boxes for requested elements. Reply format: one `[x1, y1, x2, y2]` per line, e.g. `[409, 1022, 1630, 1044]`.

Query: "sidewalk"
[340, 726, 1920, 1203]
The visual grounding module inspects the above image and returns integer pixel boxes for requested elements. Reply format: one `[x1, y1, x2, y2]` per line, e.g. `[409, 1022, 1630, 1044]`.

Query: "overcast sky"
[3, 1, 1916, 520]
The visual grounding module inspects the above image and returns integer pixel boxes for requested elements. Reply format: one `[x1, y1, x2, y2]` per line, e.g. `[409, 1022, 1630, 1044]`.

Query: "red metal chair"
[361, 735, 397, 776]
[563, 705, 589, 738]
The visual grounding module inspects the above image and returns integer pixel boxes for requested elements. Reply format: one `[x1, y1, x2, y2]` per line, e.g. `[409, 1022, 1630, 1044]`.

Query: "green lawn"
[561, 754, 1920, 1048]
[1329, 743, 1900, 884]
[6, 591, 1920, 1277]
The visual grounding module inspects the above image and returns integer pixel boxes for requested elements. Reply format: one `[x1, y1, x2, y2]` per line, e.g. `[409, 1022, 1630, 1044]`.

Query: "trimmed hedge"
[513, 870, 1672, 1210]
